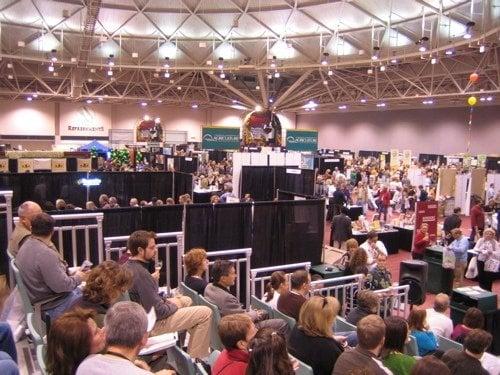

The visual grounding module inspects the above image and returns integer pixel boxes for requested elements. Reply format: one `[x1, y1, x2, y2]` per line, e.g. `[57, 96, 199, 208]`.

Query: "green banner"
[202, 126, 240, 150]
[286, 129, 318, 152]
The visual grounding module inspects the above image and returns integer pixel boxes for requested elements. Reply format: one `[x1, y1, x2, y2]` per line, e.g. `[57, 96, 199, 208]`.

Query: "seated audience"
[211, 314, 257, 375]
[47, 308, 106, 375]
[210, 194, 220, 204]
[7, 201, 43, 257]
[108, 197, 119, 208]
[366, 253, 392, 290]
[411, 356, 451, 375]
[85, 201, 97, 210]
[276, 269, 311, 321]
[129, 198, 139, 207]
[473, 228, 499, 291]
[346, 290, 380, 326]
[125, 230, 212, 359]
[98, 194, 109, 208]
[345, 247, 369, 276]
[288, 296, 344, 375]
[76, 301, 174, 375]
[359, 231, 388, 268]
[408, 309, 438, 356]
[451, 307, 484, 343]
[442, 329, 492, 375]
[183, 248, 209, 295]
[71, 261, 133, 327]
[165, 198, 175, 205]
[382, 316, 417, 375]
[333, 315, 392, 375]
[246, 328, 295, 375]
[261, 271, 288, 310]
[55, 199, 66, 211]
[16, 213, 87, 321]
[426, 293, 453, 339]
[204, 260, 288, 335]
[412, 223, 430, 260]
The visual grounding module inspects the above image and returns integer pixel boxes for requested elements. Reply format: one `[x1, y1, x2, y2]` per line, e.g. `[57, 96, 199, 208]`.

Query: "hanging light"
[217, 57, 224, 70]
[371, 46, 380, 61]
[380, 65, 386, 72]
[274, 71, 280, 78]
[416, 37, 429, 52]
[107, 54, 114, 67]
[445, 48, 454, 56]
[50, 49, 58, 63]
[48, 64, 55, 72]
[164, 57, 171, 78]
[321, 52, 329, 66]
[327, 69, 333, 76]
[367, 68, 373, 74]
[431, 57, 437, 65]
[270, 56, 277, 69]
[479, 45, 486, 53]
[464, 21, 475, 39]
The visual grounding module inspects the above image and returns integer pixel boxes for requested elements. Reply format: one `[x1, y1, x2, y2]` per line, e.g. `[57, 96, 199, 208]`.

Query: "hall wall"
[296, 105, 500, 155]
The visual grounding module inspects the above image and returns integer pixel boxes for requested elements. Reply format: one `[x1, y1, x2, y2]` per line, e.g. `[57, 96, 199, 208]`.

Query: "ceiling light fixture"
[191, 103, 198, 109]
[255, 85, 260, 90]
[416, 36, 429, 52]
[479, 45, 486, 53]
[380, 65, 386, 72]
[445, 48, 454, 56]
[431, 57, 437, 65]
[464, 21, 475, 39]
[323, 80, 328, 85]
[86, 99, 92, 104]
[26, 96, 33, 102]
[32, 93, 38, 98]
[157, 99, 163, 103]
[48, 64, 55, 72]
[141, 102, 147, 107]
[390, 58, 398, 64]
[321, 52, 329, 66]
[255, 105, 262, 111]
[274, 71, 280, 78]
[7, 63, 13, 69]
[50, 49, 58, 63]
[98, 97, 103, 101]
[327, 69, 333, 76]
[360, 98, 367, 103]
[338, 105, 347, 110]
[367, 68, 373, 74]
[371, 46, 380, 61]
[422, 99, 434, 105]
[376, 102, 386, 107]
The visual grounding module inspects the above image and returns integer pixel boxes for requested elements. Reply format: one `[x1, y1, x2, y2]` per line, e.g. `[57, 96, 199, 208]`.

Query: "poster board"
[470, 168, 486, 201]
[51, 159, 67, 172]
[390, 149, 399, 169]
[18, 159, 34, 173]
[77, 158, 92, 172]
[413, 201, 439, 245]
[438, 168, 457, 197]
[0, 159, 8, 173]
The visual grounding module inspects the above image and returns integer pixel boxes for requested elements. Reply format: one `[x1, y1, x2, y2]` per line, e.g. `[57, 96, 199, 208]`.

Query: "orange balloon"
[469, 72, 479, 83]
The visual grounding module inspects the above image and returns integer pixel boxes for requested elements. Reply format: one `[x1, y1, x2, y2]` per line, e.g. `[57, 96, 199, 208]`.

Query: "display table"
[347, 205, 363, 221]
[353, 229, 400, 254]
[310, 264, 345, 279]
[393, 225, 414, 251]
[192, 189, 221, 203]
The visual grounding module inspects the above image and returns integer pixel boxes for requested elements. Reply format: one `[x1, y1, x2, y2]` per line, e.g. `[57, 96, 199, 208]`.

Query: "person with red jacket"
[413, 223, 430, 260]
[212, 314, 257, 375]
[378, 186, 392, 222]
[470, 199, 485, 242]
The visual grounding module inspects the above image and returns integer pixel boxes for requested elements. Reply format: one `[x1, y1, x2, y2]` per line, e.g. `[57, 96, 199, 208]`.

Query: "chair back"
[404, 335, 419, 356]
[11, 259, 34, 314]
[181, 282, 200, 305]
[198, 295, 224, 351]
[437, 335, 463, 352]
[273, 308, 296, 331]
[334, 317, 356, 333]
[290, 354, 314, 375]
[167, 345, 197, 375]
[36, 345, 47, 375]
[250, 295, 275, 319]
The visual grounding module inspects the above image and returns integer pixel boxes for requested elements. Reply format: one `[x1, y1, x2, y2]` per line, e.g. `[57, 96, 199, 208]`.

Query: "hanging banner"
[286, 129, 318, 152]
[77, 158, 92, 172]
[390, 149, 399, 169]
[202, 126, 240, 150]
[0, 159, 8, 173]
[51, 158, 67, 172]
[412, 200, 439, 246]
[403, 150, 412, 167]
[18, 159, 34, 173]
[380, 153, 386, 169]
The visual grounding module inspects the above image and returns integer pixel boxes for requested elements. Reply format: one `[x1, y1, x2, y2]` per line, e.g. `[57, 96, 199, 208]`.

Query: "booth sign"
[77, 158, 92, 172]
[202, 126, 240, 150]
[18, 159, 34, 173]
[51, 159, 67, 172]
[286, 130, 318, 152]
[0, 159, 8, 173]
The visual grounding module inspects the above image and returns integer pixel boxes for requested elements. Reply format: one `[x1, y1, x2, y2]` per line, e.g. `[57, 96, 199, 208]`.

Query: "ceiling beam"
[273, 69, 313, 108]
[257, 71, 268, 106]
[205, 72, 259, 107]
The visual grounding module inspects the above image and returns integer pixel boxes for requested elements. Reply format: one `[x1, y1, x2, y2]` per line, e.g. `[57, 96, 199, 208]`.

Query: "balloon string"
[466, 106, 474, 154]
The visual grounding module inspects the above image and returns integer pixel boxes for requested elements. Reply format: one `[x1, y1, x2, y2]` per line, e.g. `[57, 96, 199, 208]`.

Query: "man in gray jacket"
[16, 213, 87, 321]
[204, 260, 289, 336]
[125, 230, 212, 359]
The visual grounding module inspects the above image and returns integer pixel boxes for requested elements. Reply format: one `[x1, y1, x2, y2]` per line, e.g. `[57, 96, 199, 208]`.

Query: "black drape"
[173, 172, 193, 202]
[240, 166, 275, 201]
[314, 157, 345, 173]
[252, 202, 280, 267]
[212, 203, 252, 250]
[274, 167, 315, 196]
[0, 211, 7, 275]
[184, 204, 214, 251]
[208, 151, 228, 163]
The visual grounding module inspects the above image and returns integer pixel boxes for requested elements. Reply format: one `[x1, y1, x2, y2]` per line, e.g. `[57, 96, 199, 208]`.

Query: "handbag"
[442, 249, 456, 269]
[484, 258, 500, 273]
[465, 256, 478, 279]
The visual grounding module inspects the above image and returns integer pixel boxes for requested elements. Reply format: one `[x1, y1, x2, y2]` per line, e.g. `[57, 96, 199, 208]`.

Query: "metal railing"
[373, 284, 410, 319]
[309, 274, 365, 317]
[105, 231, 183, 294]
[14, 212, 104, 267]
[182, 248, 252, 309]
[250, 262, 312, 299]
[0, 190, 13, 242]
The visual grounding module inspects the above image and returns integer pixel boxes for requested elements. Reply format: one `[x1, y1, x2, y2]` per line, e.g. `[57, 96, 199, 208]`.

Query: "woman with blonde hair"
[473, 228, 499, 291]
[288, 296, 344, 375]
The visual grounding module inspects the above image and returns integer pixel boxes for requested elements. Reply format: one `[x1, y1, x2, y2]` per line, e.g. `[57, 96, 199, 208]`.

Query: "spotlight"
[255, 105, 262, 111]
[486, 96, 493, 101]
[98, 97, 103, 101]
[480, 97, 486, 102]
[268, 98, 274, 103]
[376, 102, 386, 107]
[323, 80, 328, 85]
[143, 115, 150, 121]
[390, 58, 398, 64]
[255, 85, 260, 90]
[417, 37, 429, 52]
[107, 54, 114, 67]
[380, 65, 386, 72]
[479, 45, 486, 53]
[445, 48, 454, 56]
[372, 46, 380, 61]
[155, 117, 161, 124]
[220, 72, 226, 79]
[88, 78, 93, 82]
[321, 52, 329, 66]
[338, 105, 347, 110]
[48, 64, 55, 72]
[464, 21, 475, 39]
[191, 103, 199, 109]
[360, 98, 367, 103]
[367, 68, 373, 74]
[157, 99, 163, 103]
[7, 63, 13, 69]
[267, 73, 272, 79]
[164, 72, 170, 78]
[422, 99, 434, 105]
[86, 99, 92, 104]
[274, 71, 280, 78]
[32, 93, 38, 98]
[327, 69, 333, 76]
[107, 70, 113, 76]
[431, 57, 437, 65]
[177, 86, 182, 90]
[26, 96, 33, 101]
[141, 102, 147, 107]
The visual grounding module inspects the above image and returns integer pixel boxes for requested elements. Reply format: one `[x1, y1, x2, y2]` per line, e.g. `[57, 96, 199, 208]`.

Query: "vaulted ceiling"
[0, 0, 499, 113]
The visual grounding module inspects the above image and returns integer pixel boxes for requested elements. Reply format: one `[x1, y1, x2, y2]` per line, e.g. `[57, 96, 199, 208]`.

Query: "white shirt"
[425, 308, 453, 339]
[76, 354, 153, 375]
[360, 240, 388, 265]
[262, 290, 281, 310]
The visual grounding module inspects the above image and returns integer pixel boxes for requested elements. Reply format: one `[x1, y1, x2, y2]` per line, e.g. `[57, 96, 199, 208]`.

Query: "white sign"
[60, 103, 111, 137]
[286, 168, 301, 175]
[325, 159, 340, 162]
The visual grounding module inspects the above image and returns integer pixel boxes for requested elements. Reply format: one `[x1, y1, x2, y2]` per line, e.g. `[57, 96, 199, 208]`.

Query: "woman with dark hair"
[261, 271, 288, 309]
[382, 316, 417, 375]
[71, 261, 132, 327]
[411, 356, 451, 375]
[451, 307, 485, 343]
[246, 328, 295, 375]
[408, 309, 438, 356]
[183, 248, 209, 295]
[345, 248, 369, 276]
[46, 308, 106, 375]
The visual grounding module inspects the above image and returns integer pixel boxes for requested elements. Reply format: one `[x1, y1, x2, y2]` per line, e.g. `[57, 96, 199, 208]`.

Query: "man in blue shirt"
[448, 228, 470, 287]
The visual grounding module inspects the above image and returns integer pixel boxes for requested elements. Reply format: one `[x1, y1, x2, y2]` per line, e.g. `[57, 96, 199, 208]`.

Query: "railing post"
[96, 213, 104, 264]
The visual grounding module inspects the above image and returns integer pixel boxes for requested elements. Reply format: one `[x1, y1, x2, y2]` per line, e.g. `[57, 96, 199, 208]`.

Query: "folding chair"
[180, 282, 200, 305]
[197, 295, 224, 351]
[404, 335, 419, 357]
[290, 354, 314, 375]
[273, 308, 296, 331]
[250, 295, 275, 319]
[437, 335, 463, 352]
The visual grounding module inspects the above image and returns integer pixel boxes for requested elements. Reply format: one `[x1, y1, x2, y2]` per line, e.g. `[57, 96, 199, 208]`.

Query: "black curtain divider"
[212, 203, 252, 250]
[486, 156, 500, 172]
[208, 150, 228, 163]
[169, 156, 198, 174]
[314, 156, 345, 174]
[418, 154, 443, 164]
[173, 172, 193, 202]
[184, 203, 215, 251]
[274, 166, 315, 196]
[252, 202, 280, 267]
[240, 166, 275, 201]
[277, 190, 316, 201]
[0, 212, 7, 275]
